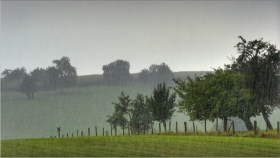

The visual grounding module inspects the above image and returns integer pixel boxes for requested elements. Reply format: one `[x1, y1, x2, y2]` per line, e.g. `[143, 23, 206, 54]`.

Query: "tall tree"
[229, 36, 280, 130]
[18, 75, 39, 99]
[174, 74, 215, 132]
[52, 56, 77, 93]
[146, 82, 176, 132]
[102, 59, 132, 85]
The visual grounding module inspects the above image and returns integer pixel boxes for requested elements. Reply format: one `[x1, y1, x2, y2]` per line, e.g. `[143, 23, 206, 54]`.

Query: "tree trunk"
[241, 116, 254, 131]
[223, 117, 227, 132]
[261, 104, 273, 130]
[204, 119, 207, 133]
[163, 121, 166, 132]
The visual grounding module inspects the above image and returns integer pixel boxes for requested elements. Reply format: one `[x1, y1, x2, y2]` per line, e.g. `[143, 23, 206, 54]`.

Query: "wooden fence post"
[193, 122, 195, 133]
[128, 125, 130, 135]
[123, 124, 124, 135]
[62, 134, 64, 138]
[67, 133, 68, 137]
[81, 131, 83, 137]
[159, 123, 161, 134]
[88, 128, 90, 136]
[115, 125, 117, 135]
[152, 123, 154, 134]
[184, 122, 187, 135]
[277, 122, 279, 135]
[103, 128, 104, 136]
[144, 124, 146, 135]
[72, 133, 73, 137]
[95, 126, 97, 136]
[176, 122, 178, 133]
[111, 126, 112, 136]
[77, 130, 78, 137]
[254, 121, 257, 135]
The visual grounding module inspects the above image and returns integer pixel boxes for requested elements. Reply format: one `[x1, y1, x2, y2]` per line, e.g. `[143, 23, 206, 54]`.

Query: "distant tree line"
[1, 56, 77, 99]
[102, 60, 174, 86]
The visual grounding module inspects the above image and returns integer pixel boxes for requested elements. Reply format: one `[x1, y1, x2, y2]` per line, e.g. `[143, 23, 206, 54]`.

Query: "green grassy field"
[1, 135, 280, 157]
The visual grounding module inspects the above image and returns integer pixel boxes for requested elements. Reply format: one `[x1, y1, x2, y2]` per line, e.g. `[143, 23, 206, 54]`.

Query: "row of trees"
[106, 82, 176, 133]
[174, 36, 280, 131]
[108, 36, 280, 132]
[1, 56, 77, 99]
[102, 60, 174, 85]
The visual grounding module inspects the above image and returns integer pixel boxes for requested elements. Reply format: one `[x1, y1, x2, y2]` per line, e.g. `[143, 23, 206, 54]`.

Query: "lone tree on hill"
[146, 82, 176, 132]
[52, 56, 77, 93]
[102, 59, 132, 85]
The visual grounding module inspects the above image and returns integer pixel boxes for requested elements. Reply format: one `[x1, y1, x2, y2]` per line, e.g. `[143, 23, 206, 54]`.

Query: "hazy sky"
[1, 1, 280, 76]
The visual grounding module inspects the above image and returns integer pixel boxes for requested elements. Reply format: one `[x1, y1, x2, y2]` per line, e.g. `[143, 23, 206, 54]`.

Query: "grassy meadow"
[1, 71, 280, 140]
[2, 135, 280, 157]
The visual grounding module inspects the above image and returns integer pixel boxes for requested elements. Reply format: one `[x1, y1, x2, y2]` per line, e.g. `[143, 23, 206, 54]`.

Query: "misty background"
[1, 1, 280, 140]
[1, 1, 280, 75]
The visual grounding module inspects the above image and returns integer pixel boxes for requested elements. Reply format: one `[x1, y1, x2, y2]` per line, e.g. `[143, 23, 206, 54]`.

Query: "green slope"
[1, 71, 280, 140]
[2, 135, 280, 157]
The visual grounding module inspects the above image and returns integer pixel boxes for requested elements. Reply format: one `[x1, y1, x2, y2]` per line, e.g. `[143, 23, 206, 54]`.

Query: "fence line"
[51, 120, 280, 138]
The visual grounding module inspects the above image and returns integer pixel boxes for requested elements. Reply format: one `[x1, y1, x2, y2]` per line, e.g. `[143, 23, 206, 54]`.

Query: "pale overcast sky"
[1, 1, 280, 76]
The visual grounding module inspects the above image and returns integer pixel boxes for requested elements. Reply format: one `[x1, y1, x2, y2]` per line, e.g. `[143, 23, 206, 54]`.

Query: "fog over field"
[1, 1, 280, 140]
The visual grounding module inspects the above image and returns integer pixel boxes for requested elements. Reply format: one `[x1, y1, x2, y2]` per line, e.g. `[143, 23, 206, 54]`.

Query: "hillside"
[1, 71, 280, 140]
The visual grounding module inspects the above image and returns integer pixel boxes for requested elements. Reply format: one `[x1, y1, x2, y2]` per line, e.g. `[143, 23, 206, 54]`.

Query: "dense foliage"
[1, 67, 27, 82]
[17, 75, 39, 99]
[139, 63, 174, 85]
[52, 56, 77, 93]
[174, 68, 256, 131]
[227, 36, 280, 129]
[102, 59, 132, 85]
[146, 82, 176, 131]
[106, 92, 152, 134]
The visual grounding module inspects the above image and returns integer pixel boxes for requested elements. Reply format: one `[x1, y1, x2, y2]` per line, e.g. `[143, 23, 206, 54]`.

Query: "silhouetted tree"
[228, 36, 280, 130]
[46, 66, 60, 90]
[102, 59, 132, 85]
[1, 67, 27, 82]
[52, 56, 77, 93]
[18, 75, 39, 99]
[139, 63, 174, 85]
[30, 67, 49, 90]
